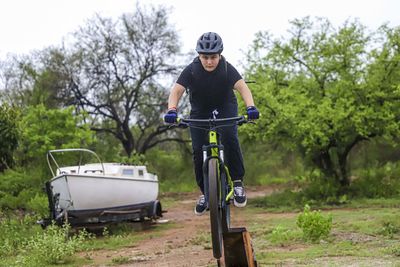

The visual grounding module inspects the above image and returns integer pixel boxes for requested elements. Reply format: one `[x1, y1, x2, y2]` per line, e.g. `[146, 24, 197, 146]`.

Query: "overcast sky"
[1, 0, 399, 72]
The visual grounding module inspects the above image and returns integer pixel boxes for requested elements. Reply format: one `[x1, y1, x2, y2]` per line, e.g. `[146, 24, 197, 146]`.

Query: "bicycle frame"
[204, 127, 234, 204]
[176, 115, 249, 262]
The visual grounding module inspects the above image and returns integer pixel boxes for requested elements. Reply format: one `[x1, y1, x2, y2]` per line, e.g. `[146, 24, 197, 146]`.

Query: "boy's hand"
[246, 106, 259, 120]
[164, 108, 178, 123]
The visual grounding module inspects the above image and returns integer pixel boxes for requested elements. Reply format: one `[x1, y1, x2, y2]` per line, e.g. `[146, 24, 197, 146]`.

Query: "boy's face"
[199, 54, 221, 72]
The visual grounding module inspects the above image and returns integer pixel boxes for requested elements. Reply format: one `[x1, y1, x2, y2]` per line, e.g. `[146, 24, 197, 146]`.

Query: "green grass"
[2, 193, 400, 266]
[245, 204, 400, 266]
[0, 219, 175, 267]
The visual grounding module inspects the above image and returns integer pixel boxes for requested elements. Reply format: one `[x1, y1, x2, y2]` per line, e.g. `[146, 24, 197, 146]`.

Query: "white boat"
[41, 148, 162, 227]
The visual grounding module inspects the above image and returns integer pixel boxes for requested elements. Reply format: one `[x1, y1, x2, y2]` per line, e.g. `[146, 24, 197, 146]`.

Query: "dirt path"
[82, 186, 276, 267]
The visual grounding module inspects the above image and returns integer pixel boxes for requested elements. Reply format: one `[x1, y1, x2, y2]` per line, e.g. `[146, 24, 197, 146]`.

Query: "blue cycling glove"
[164, 108, 178, 123]
[246, 106, 259, 120]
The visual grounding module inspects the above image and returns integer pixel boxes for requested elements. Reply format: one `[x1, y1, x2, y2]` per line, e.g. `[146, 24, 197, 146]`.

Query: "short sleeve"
[176, 64, 193, 88]
[226, 62, 242, 88]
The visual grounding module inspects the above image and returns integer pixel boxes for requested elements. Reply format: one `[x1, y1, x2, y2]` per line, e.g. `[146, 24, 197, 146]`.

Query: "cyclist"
[164, 32, 259, 215]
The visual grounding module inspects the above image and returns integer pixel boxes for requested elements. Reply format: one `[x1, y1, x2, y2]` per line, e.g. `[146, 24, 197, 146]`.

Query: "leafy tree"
[0, 103, 19, 172]
[245, 17, 400, 192]
[17, 104, 93, 166]
[0, 55, 36, 106]
[0, 50, 75, 109]
[28, 49, 77, 108]
[66, 5, 183, 156]
[0, 5, 188, 158]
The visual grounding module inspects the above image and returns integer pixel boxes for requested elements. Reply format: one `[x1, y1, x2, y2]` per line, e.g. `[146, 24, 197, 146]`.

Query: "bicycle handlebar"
[173, 115, 252, 129]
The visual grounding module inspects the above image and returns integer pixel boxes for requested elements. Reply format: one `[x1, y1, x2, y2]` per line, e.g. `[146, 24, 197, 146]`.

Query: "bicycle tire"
[220, 170, 230, 233]
[208, 158, 223, 259]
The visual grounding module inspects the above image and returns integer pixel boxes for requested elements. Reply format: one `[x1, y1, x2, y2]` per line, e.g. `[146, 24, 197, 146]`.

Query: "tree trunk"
[312, 150, 339, 181]
[337, 153, 350, 187]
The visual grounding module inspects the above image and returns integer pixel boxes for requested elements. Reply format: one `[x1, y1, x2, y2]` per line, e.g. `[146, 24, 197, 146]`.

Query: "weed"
[387, 244, 400, 257]
[269, 225, 301, 246]
[111, 255, 131, 264]
[189, 232, 210, 247]
[103, 226, 110, 237]
[0, 213, 41, 258]
[379, 221, 400, 238]
[296, 204, 332, 243]
[17, 223, 91, 266]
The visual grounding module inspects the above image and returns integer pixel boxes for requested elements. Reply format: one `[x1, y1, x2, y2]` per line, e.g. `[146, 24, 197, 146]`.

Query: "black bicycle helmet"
[195, 32, 224, 54]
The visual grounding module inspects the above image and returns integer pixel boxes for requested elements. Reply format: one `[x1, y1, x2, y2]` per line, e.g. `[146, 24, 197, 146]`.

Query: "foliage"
[111, 256, 132, 265]
[1, 51, 74, 109]
[90, 131, 123, 162]
[245, 17, 400, 192]
[0, 4, 189, 159]
[0, 105, 93, 211]
[239, 140, 304, 185]
[0, 168, 42, 210]
[300, 170, 345, 204]
[0, 55, 37, 107]
[296, 204, 332, 243]
[146, 148, 195, 192]
[16, 223, 90, 266]
[63, 4, 184, 157]
[29, 55, 75, 108]
[26, 193, 49, 218]
[349, 162, 400, 198]
[269, 225, 302, 246]
[0, 214, 40, 259]
[251, 188, 304, 210]
[17, 104, 93, 165]
[0, 103, 19, 172]
[379, 221, 400, 238]
[252, 205, 400, 265]
[117, 153, 148, 166]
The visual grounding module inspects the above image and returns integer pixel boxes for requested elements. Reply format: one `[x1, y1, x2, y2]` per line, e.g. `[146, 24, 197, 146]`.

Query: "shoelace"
[234, 186, 245, 196]
[198, 195, 206, 205]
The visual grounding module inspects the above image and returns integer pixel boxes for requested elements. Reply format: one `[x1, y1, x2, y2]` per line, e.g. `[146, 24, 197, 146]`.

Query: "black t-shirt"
[176, 56, 242, 118]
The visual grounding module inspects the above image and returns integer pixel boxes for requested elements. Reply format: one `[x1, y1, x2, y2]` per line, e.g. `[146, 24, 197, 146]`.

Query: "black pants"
[190, 123, 245, 194]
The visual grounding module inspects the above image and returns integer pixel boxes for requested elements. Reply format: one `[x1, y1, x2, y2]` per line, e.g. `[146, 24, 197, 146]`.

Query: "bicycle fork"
[202, 130, 234, 205]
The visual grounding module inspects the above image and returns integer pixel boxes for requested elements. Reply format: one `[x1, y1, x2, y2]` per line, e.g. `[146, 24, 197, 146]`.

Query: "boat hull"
[50, 174, 158, 211]
[40, 149, 163, 228]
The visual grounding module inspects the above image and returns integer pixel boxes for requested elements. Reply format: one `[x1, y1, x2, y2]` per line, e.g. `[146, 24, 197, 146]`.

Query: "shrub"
[251, 189, 304, 209]
[300, 170, 342, 203]
[26, 193, 49, 218]
[0, 214, 40, 258]
[296, 204, 332, 243]
[350, 162, 400, 198]
[17, 223, 90, 266]
[0, 168, 42, 210]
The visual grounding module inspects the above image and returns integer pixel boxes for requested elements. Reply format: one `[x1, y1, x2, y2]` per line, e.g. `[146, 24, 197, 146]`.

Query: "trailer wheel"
[152, 200, 162, 219]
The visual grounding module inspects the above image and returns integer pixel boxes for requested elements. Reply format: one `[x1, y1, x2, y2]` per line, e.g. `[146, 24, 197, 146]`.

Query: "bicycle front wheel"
[208, 158, 223, 260]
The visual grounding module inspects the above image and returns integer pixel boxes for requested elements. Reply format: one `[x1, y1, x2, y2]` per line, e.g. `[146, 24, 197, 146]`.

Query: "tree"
[17, 104, 93, 166]
[245, 17, 400, 192]
[0, 103, 19, 172]
[67, 5, 183, 157]
[0, 49, 75, 109]
[0, 55, 36, 107]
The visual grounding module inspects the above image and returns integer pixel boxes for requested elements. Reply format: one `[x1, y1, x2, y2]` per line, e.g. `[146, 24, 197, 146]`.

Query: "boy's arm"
[168, 83, 186, 110]
[234, 79, 255, 107]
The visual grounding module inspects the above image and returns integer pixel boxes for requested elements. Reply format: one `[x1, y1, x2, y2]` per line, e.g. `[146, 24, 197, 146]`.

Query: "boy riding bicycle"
[164, 32, 259, 215]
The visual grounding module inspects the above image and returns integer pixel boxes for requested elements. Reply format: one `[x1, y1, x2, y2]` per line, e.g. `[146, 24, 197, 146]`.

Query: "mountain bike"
[176, 115, 251, 265]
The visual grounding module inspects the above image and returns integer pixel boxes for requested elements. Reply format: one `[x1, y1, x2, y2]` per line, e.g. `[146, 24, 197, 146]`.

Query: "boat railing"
[47, 148, 105, 177]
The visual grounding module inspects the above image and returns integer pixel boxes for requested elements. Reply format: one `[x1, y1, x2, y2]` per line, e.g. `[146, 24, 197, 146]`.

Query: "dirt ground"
[81, 186, 276, 267]
[79, 186, 400, 267]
